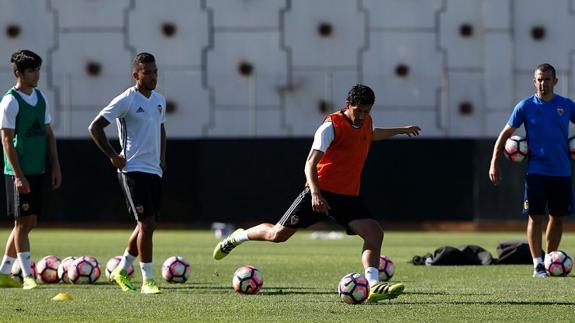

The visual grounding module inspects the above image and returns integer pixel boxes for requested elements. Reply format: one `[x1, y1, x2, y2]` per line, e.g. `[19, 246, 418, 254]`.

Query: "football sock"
[118, 249, 136, 272]
[17, 252, 32, 277]
[533, 257, 543, 268]
[140, 262, 154, 281]
[0, 255, 16, 274]
[365, 266, 379, 286]
[234, 230, 249, 244]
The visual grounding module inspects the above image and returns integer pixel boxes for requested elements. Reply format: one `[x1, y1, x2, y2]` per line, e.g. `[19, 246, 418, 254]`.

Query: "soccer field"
[0, 229, 574, 322]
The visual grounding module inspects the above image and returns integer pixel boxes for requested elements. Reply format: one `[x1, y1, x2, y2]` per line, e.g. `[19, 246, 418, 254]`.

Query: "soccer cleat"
[22, 275, 38, 290]
[366, 282, 405, 303]
[213, 229, 244, 260]
[141, 279, 161, 294]
[533, 263, 548, 278]
[111, 268, 136, 292]
[0, 273, 22, 288]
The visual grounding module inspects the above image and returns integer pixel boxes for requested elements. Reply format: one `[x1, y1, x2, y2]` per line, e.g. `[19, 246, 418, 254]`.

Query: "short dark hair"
[10, 50, 42, 73]
[132, 52, 156, 70]
[346, 84, 375, 106]
[535, 63, 556, 79]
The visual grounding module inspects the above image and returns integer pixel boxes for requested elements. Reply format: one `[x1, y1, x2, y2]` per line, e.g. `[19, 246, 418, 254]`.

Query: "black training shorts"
[4, 174, 45, 218]
[277, 187, 374, 234]
[523, 174, 573, 216]
[118, 171, 162, 221]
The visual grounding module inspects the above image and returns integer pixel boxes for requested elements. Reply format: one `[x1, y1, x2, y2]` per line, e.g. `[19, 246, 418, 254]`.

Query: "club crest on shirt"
[157, 104, 162, 113]
[523, 200, 529, 210]
[289, 214, 299, 225]
[557, 107, 564, 116]
[136, 205, 145, 214]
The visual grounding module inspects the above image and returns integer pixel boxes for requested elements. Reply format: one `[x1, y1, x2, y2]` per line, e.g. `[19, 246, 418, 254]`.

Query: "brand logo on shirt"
[25, 118, 45, 137]
[136, 107, 145, 113]
[557, 107, 564, 116]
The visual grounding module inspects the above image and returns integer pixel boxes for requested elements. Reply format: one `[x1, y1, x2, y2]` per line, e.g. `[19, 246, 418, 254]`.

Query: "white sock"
[17, 252, 32, 277]
[365, 266, 379, 286]
[118, 249, 137, 272]
[0, 255, 16, 274]
[234, 230, 249, 244]
[140, 262, 154, 281]
[533, 257, 543, 267]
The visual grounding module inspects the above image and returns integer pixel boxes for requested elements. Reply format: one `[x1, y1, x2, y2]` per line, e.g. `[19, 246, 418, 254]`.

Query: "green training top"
[3, 88, 47, 175]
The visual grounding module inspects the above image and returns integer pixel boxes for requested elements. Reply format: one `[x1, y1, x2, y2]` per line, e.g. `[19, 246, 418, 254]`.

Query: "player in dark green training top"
[0, 50, 61, 289]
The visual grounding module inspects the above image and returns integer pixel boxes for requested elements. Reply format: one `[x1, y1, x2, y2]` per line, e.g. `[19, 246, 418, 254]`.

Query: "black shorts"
[4, 174, 45, 218]
[118, 172, 162, 221]
[523, 174, 573, 216]
[277, 187, 373, 234]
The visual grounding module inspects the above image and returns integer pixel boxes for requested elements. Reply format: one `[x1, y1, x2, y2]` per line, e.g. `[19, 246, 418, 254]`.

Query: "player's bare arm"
[0, 128, 30, 193]
[489, 124, 516, 186]
[88, 116, 126, 170]
[45, 125, 61, 190]
[372, 125, 421, 141]
[160, 123, 166, 172]
[304, 148, 330, 214]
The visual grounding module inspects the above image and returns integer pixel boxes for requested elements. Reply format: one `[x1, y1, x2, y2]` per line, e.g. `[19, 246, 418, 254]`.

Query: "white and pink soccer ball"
[36, 255, 61, 283]
[105, 256, 135, 282]
[569, 136, 575, 160]
[504, 135, 528, 163]
[379, 255, 395, 281]
[338, 272, 369, 305]
[68, 256, 101, 284]
[11, 259, 37, 283]
[545, 250, 573, 276]
[162, 256, 191, 283]
[232, 265, 263, 294]
[57, 256, 77, 283]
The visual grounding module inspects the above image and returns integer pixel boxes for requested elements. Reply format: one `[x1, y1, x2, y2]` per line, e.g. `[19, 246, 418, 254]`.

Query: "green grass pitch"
[0, 229, 574, 322]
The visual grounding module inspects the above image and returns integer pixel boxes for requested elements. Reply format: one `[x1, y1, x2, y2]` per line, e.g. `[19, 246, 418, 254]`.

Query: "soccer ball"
[545, 251, 573, 276]
[569, 135, 575, 160]
[338, 273, 370, 305]
[161, 256, 191, 283]
[378, 255, 395, 281]
[232, 265, 263, 294]
[504, 135, 528, 162]
[11, 260, 37, 283]
[105, 256, 135, 282]
[58, 256, 77, 283]
[68, 256, 101, 284]
[36, 255, 61, 283]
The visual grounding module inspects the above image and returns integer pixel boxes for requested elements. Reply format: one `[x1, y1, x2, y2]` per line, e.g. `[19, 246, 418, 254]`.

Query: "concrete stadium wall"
[0, 139, 555, 227]
[3, 0, 575, 138]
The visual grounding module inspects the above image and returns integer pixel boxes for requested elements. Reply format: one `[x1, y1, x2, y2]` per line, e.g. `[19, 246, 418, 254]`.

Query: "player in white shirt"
[89, 52, 166, 294]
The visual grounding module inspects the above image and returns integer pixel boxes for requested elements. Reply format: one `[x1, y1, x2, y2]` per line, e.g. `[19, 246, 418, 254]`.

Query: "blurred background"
[0, 0, 573, 228]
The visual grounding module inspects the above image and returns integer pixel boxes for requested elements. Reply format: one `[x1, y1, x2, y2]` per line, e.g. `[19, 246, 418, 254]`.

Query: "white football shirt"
[0, 88, 53, 129]
[99, 86, 166, 176]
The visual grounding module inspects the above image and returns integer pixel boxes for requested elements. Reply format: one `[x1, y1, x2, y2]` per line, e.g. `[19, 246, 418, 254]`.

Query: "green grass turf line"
[0, 229, 573, 322]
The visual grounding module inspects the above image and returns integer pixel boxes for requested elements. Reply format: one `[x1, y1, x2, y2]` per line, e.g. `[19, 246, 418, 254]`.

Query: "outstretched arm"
[489, 124, 516, 186]
[88, 116, 126, 170]
[372, 125, 421, 141]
